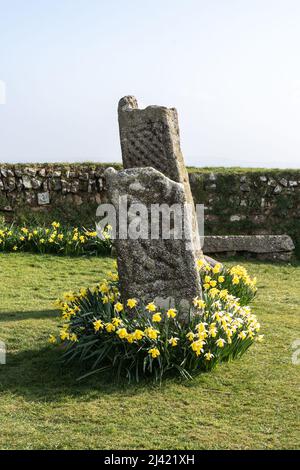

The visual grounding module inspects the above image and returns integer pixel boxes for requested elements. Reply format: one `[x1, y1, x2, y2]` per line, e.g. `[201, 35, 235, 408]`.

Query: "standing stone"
[104, 167, 202, 314]
[118, 96, 203, 258]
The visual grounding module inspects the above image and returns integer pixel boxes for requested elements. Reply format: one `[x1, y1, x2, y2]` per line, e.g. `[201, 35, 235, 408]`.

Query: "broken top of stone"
[118, 95, 202, 258]
[118, 95, 186, 183]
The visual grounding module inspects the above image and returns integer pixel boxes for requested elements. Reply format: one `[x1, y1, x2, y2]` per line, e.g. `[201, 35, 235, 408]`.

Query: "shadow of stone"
[0, 345, 156, 403]
[0, 309, 59, 322]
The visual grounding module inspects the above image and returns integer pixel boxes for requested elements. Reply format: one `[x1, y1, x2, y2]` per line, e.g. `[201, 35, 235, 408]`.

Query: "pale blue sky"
[0, 0, 299, 167]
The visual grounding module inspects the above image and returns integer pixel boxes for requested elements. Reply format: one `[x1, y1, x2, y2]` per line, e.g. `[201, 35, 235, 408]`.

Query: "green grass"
[0, 253, 299, 450]
[187, 166, 300, 174]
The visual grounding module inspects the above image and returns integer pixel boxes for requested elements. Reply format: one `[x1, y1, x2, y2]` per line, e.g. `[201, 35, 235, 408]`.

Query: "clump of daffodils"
[50, 262, 262, 383]
[0, 221, 112, 256]
[196, 259, 257, 305]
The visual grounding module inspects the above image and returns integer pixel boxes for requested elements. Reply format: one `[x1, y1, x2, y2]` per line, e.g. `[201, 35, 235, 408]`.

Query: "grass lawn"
[0, 253, 299, 450]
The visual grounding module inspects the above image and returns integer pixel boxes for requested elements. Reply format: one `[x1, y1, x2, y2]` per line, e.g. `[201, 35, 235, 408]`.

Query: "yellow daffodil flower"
[186, 332, 195, 341]
[105, 323, 116, 333]
[212, 263, 221, 274]
[146, 302, 156, 312]
[117, 328, 128, 339]
[168, 337, 178, 347]
[144, 327, 159, 340]
[127, 298, 137, 309]
[152, 312, 162, 322]
[148, 347, 160, 358]
[93, 319, 104, 332]
[114, 302, 124, 313]
[132, 329, 144, 341]
[112, 317, 122, 327]
[48, 335, 57, 344]
[216, 338, 226, 348]
[204, 351, 214, 361]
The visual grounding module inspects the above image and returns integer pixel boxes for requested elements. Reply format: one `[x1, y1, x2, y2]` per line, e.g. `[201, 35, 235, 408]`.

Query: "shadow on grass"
[0, 309, 59, 322]
[0, 345, 168, 403]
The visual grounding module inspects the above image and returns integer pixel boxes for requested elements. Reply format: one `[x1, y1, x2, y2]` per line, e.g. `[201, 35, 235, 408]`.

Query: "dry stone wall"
[0, 164, 299, 255]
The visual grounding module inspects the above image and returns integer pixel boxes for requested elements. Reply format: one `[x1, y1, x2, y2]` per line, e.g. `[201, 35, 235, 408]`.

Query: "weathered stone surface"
[31, 177, 42, 189]
[230, 214, 246, 222]
[5, 177, 16, 192]
[105, 167, 202, 313]
[280, 178, 288, 187]
[37, 192, 50, 205]
[274, 185, 282, 194]
[240, 183, 251, 192]
[22, 175, 32, 189]
[203, 235, 295, 254]
[118, 96, 202, 258]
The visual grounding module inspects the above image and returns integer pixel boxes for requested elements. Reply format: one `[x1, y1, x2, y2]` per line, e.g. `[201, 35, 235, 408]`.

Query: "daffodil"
[216, 338, 226, 348]
[117, 328, 128, 339]
[93, 319, 104, 332]
[146, 302, 156, 312]
[60, 330, 70, 341]
[149, 348, 160, 358]
[114, 302, 124, 313]
[152, 312, 162, 322]
[112, 317, 122, 327]
[105, 323, 116, 333]
[238, 331, 247, 340]
[99, 282, 109, 294]
[48, 335, 57, 344]
[166, 308, 177, 318]
[132, 329, 144, 341]
[193, 298, 206, 309]
[108, 271, 119, 282]
[191, 340, 205, 356]
[168, 337, 178, 347]
[196, 259, 205, 270]
[127, 298, 137, 309]
[204, 351, 214, 361]
[126, 334, 134, 343]
[212, 263, 221, 274]
[144, 327, 159, 340]
[186, 332, 195, 342]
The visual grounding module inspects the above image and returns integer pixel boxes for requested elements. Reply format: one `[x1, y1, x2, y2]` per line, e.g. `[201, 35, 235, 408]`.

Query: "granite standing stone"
[104, 166, 202, 314]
